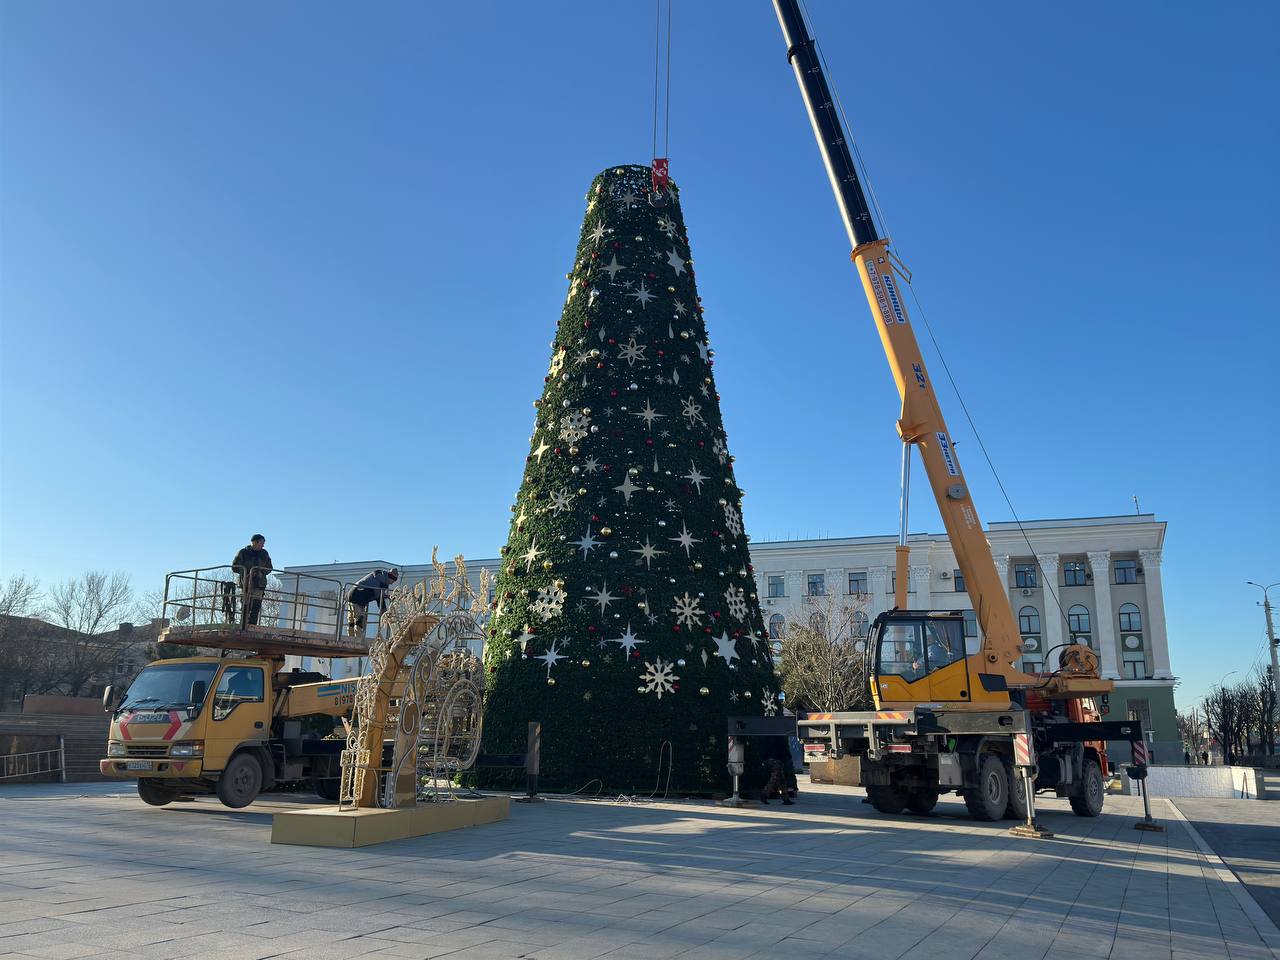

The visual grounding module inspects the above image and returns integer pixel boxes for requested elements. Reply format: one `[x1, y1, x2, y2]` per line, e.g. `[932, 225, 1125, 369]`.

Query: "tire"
[1070, 759, 1105, 817]
[963, 753, 1008, 821]
[216, 752, 263, 809]
[866, 785, 908, 815]
[137, 779, 178, 807]
[1003, 761, 1029, 821]
[311, 777, 341, 803]
[905, 789, 939, 815]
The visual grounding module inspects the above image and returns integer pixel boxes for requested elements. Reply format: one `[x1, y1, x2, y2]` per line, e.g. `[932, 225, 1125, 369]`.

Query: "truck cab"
[102, 656, 356, 808]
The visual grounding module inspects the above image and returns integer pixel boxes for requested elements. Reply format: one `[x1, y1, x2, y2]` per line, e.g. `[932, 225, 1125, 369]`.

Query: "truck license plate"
[125, 760, 152, 771]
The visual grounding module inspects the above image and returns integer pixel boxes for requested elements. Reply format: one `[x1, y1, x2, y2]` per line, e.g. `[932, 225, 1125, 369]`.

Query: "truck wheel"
[1003, 761, 1028, 821]
[866, 785, 907, 814]
[311, 777, 341, 803]
[964, 753, 1008, 821]
[216, 752, 263, 809]
[137, 779, 178, 807]
[1069, 759, 1105, 817]
[906, 789, 939, 815]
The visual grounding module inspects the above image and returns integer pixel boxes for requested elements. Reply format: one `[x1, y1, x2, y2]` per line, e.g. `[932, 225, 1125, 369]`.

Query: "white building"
[286, 513, 1178, 761]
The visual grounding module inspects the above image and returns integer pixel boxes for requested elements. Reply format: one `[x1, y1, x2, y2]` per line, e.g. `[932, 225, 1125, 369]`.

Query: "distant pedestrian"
[346, 568, 399, 637]
[231, 534, 272, 627]
[1184, 750, 1191, 765]
[1201, 750, 1209, 766]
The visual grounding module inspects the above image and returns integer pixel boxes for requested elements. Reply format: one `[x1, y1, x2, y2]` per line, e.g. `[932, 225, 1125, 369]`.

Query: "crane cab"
[868, 610, 1011, 710]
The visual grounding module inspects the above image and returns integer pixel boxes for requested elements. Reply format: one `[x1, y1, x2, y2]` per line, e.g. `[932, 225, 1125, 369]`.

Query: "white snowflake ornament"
[723, 585, 748, 621]
[640, 658, 679, 699]
[722, 503, 743, 538]
[671, 592, 704, 627]
[531, 583, 567, 622]
[559, 411, 591, 443]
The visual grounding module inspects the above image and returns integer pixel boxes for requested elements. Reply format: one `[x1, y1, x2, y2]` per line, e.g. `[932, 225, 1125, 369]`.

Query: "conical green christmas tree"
[482, 165, 779, 793]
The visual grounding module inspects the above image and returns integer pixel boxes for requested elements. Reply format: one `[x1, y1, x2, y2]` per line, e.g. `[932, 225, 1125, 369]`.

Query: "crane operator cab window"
[876, 617, 967, 683]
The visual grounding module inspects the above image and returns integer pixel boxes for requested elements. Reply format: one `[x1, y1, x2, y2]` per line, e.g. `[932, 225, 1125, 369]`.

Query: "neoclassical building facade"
[286, 513, 1177, 762]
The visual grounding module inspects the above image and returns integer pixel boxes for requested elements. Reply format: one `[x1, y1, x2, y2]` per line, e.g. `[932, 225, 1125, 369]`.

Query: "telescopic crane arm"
[772, 0, 1109, 702]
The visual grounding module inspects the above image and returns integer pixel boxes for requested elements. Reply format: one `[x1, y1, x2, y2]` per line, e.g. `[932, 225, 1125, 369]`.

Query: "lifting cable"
[798, 0, 1071, 640]
[651, 0, 673, 167]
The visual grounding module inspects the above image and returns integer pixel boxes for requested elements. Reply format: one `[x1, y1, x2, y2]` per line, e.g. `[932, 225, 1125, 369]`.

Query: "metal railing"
[1, 739, 65, 782]
[162, 565, 348, 643]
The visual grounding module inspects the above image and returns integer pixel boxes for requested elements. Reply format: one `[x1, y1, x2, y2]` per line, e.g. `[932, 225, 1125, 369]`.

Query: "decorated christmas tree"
[481, 165, 779, 793]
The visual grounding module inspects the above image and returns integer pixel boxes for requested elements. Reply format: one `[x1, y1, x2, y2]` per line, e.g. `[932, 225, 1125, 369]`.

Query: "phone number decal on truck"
[316, 683, 357, 708]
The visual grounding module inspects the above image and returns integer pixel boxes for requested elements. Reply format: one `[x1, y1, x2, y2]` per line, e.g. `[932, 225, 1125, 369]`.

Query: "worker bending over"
[346, 568, 399, 637]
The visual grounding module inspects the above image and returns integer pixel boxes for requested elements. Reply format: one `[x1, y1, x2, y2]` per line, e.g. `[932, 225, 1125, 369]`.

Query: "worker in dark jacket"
[346, 568, 399, 637]
[231, 534, 273, 627]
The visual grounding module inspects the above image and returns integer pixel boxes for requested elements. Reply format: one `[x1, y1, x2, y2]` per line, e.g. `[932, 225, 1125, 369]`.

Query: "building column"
[1140, 548, 1173, 679]
[868, 565, 890, 622]
[910, 563, 933, 612]
[1088, 550, 1120, 679]
[1037, 554, 1063, 663]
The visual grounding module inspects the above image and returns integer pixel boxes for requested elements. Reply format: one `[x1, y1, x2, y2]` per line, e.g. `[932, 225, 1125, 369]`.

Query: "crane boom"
[772, 0, 1110, 705]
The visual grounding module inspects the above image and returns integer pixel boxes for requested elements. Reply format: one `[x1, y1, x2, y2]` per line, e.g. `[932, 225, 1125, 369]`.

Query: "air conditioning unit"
[1021, 588, 1033, 597]
[940, 571, 951, 579]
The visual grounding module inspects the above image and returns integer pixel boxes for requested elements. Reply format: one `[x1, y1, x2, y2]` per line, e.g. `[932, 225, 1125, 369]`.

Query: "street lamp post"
[1247, 580, 1279, 757]
[1246, 580, 1279, 684]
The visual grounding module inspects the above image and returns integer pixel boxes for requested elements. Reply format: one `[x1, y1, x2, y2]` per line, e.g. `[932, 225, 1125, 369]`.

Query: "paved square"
[1, 781, 1276, 960]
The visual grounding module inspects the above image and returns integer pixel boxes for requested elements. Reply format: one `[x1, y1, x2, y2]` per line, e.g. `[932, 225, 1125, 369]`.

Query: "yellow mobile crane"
[773, 1, 1138, 822]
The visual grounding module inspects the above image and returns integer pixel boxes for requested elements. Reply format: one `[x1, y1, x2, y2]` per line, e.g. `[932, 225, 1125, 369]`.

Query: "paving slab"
[1171, 797, 1280, 930]
[0, 780, 1275, 960]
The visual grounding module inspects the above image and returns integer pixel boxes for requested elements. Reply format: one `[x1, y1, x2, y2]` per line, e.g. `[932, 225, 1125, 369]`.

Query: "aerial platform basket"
[158, 565, 372, 659]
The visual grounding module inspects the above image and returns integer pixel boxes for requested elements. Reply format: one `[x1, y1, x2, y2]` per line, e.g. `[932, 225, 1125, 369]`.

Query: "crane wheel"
[905, 789, 939, 815]
[1069, 759, 1104, 817]
[215, 752, 263, 809]
[1002, 760, 1028, 821]
[963, 753, 1008, 821]
[866, 785, 908, 814]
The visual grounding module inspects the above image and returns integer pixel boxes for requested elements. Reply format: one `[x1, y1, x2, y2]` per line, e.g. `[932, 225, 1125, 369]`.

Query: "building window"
[1068, 604, 1091, 634]
[953, 569, 966, 592]
[768, 614, 785, 639]
[807, 573, 825, 597]
[115, 660, 133, 676]
[1014, 563, 1038, 588]
[1122, 652, 1149, 679]
[1126, 697, 1152, 730]
[848, 571, 868, 595]
[1018, 606, 1041, 635]
[1022, 657, 1044, 673]
[767, 575, 785, 598]
[1063, 561, 1087, 586]
[889, 572, 914, 594]
[1118, 603, 1142, 633]
[809, 611, 828, 633]
[1114, 559, 1139, 584]
[853, 611, 869, 637]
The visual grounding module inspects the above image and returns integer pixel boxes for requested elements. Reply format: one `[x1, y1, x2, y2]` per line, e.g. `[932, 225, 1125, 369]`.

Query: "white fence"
[1125, 764, 1278, 800]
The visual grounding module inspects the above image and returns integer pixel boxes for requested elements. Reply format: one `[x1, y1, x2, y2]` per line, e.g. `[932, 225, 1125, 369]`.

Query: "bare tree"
[1176, 708, 1204, 760]
[777, 590, 873, 713]
[1246, 666, 1277, 758]
[44, 571, 138, 697]
[0, 575, 56, 705]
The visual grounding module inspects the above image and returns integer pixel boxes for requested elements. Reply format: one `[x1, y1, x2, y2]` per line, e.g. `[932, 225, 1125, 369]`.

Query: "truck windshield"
[120, 663, 219, 711]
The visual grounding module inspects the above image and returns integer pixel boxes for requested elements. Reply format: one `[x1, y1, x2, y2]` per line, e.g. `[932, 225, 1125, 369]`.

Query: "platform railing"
[162, 565, 348, 643]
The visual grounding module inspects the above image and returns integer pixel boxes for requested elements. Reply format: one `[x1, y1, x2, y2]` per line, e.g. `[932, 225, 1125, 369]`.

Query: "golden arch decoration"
[339, 550, 489, 809]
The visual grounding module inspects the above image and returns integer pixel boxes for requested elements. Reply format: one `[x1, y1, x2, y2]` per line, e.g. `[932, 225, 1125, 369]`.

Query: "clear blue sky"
[2, 2, 1276, 706]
